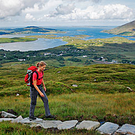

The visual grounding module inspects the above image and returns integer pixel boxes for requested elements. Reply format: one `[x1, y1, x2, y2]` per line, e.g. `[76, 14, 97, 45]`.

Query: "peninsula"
[103, 20, 135, 36]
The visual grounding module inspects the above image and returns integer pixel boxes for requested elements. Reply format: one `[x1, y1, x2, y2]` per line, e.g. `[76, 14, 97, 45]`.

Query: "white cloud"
[0, 0, 22, 18]
[56, 4, 75, 15]
[23, 0, 62, 14]
[25, 13, 35, 21]
[50, 4, 75, 17]
[62, 0, 101, 3]
[0, 0, 135, 26]
[0, 0, 48, 19]
[47, 4, 134, 21]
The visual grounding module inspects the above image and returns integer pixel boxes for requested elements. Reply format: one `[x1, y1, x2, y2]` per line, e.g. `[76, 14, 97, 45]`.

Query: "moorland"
[0, 26, 135, 134]
[0, 63, 135, 134]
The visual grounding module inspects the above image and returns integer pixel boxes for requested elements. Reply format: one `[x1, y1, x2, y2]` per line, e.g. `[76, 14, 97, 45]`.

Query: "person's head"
[36, 61, 46, 71]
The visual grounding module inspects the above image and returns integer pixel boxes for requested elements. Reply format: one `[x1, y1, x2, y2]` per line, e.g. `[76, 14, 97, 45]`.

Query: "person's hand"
[44, 86, 46, 92]
[40, 92, 44, 97]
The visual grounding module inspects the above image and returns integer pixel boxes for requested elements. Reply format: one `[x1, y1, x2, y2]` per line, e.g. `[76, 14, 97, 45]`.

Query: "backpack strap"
[34, 71, 43, 80]
[34, 70, 39, 80]
[30, 71, 43, 87]
[30, 71, 39, 87]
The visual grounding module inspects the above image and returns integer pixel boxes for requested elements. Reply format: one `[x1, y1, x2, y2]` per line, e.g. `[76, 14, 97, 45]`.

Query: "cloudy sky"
[0, 0, 135, 27]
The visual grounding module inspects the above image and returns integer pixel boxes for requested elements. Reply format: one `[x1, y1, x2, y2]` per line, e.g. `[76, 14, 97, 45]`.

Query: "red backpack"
[24, 66, 38, 86]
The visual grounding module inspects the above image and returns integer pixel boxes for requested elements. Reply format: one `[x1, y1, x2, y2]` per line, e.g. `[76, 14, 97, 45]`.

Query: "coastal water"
[0, 38, 67, 52]
[0, 26, 135, 51]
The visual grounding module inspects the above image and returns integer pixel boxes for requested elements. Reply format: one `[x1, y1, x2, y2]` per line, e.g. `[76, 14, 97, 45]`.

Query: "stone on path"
[19, 117, 43, 124]
[30, 123, 42, 128]
[11, 115, 23, 123]
[58, 120, 78, 130]
[41, 120, 63, 129]
[97, 122, 119, 135]
[0, 118, 14, 122]
[1, 111, 17, 118]
[72, 84, 78, 87]
[115, 124, 135, 135]
[76, 120, 100, 130]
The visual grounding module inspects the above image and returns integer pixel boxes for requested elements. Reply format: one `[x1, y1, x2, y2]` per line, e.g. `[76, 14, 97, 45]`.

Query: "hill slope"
[103, 20, 135, 36]
[0, 63, 135, 134]
[0, 63, 135, 96]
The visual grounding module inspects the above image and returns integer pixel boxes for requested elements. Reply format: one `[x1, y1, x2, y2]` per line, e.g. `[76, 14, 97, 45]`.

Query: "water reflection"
[0, 38, 67, 52]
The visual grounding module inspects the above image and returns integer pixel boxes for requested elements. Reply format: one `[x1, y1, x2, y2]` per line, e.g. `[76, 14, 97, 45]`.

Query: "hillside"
[0, 63, 135, 134]
[0, 63, 135, 125]
[103, 20, 135, 36]
[0, 63, 135, 96]
[1, 36, 135, 67]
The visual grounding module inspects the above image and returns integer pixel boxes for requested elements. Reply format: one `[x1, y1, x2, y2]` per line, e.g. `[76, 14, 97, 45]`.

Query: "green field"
[0, 37, 37, 44]
[28, 35, 135, 62]
[0, 63, 135, 134]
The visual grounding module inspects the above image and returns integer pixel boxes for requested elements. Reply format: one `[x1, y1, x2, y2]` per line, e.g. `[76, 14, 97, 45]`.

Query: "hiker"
[29, 61, 55, 120]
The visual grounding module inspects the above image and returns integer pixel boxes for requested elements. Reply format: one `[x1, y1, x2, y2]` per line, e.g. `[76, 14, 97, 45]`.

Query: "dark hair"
[36, 61, 46, 67]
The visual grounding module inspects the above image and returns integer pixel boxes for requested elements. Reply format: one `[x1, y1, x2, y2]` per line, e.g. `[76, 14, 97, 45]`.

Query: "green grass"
[0, 121, 100, 135]
[0, 63, 135, 96]
[0, 63, 135, 134]
[43, 56, 91, 67]
[0, 63, 135, 121]
[0, 92, 135, 124]
[0, 37, 37, 44]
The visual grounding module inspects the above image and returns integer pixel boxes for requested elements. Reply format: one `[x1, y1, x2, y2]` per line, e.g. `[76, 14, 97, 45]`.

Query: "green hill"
[0, 63, 135, 96]
[103, 20, 135, 36]
[0, 63, 135, 134]
[0, 26, 59, 35]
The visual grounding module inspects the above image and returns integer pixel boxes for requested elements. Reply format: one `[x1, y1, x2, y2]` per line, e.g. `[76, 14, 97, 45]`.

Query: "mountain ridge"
[103, 20, 135, 36]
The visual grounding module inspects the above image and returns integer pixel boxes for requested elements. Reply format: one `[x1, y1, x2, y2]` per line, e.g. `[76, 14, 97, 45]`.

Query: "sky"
[0, 0, 135, 27]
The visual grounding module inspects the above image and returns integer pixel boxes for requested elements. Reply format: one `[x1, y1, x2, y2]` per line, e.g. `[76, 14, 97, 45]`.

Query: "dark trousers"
[29, 85, 51, 117]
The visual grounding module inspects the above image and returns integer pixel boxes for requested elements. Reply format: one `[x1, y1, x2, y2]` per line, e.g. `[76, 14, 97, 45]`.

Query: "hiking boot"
[45, 115, 56, 119]
[29, 116, 36, 121]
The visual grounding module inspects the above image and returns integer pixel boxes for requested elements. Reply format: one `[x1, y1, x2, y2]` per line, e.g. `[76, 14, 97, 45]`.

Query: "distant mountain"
[14, 26, 56, 33]
[103, 20, 135, 36]
[0, 32, 10, 35]
[0, 26, 58, 35]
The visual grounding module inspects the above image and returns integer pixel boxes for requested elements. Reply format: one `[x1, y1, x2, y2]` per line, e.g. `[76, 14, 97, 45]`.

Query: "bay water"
[0, 26, 134, 52]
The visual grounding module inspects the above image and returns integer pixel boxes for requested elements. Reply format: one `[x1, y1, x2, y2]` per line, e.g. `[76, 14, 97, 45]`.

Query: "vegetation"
[0, 37, 37, 44]
[0, 26, 135, 134]
[0, 121, 100, 135]
[1, 36, 135, 67]
[1, 63, 135, 96]
[0, 63, 135, 134]
[103, 20, 135, 36]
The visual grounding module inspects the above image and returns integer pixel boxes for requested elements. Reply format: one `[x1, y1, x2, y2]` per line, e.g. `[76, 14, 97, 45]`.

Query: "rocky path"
[0, 111, 135, 135]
